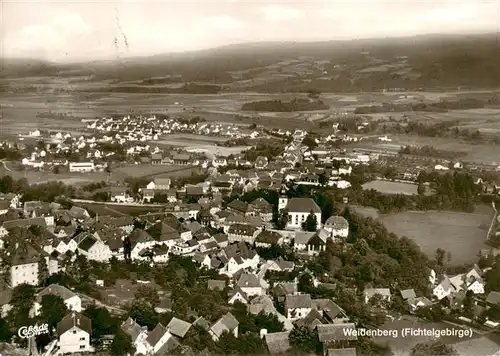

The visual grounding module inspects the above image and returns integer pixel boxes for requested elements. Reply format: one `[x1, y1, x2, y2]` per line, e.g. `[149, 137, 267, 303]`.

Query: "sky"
[1, 0, 499, 62]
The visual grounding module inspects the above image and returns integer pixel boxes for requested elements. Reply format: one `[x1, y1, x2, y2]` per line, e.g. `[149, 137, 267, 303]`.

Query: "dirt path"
[487, 201, 498, 240]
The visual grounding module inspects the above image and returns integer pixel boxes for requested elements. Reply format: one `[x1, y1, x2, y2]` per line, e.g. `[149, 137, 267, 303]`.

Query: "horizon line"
[2, 31, 498, 65]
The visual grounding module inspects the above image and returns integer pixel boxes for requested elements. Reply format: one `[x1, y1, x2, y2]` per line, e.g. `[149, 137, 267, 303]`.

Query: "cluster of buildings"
[0, 188, 499, 354]
[86, 115, 259, 141]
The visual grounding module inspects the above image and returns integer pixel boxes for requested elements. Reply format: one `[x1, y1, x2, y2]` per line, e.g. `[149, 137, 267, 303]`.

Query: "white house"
[146, 178, 171, 191]
[9, 244, 54, 287]
[224, 256, 247, 276]
[236, 273, 265, 297]
[364, 288, 392, 304]
[209, 313, 239, 341]
[57, 312, 93, 354]
[121, 318, 149, 356]
[282, 197, 322, 230]
[285, 294, 313, 320]
[109, 187, 133, 203]
[323, 216, 349, 238]
[433, 276, 454, 300]
[145, 323, 175, 354]
[77, 235, 112, 262]
[34, 284, 82, 316]
[129, 229, 157, 261]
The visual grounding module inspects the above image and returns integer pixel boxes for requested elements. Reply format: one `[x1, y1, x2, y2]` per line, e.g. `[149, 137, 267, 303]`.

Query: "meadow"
[362, 180, 418, 195]
[0, 163, 198, 184]
[350, 203, 494, 265]
[354, 134, 500, 165]
[380, 208, 493, 265]
[79, 202, 163, 217]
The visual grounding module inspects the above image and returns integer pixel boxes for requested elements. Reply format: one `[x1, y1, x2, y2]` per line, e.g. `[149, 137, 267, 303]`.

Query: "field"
[79, 202, 163, 217]
[381, 207, 493, 265]
[362, 180, 417, 195]
[0, 163, 198, 184]
[353, 134, 500, 165]
[3, 88, 500, 136]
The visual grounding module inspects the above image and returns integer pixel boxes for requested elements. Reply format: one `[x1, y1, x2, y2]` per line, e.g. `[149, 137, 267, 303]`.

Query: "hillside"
[1, 33, 499, 93]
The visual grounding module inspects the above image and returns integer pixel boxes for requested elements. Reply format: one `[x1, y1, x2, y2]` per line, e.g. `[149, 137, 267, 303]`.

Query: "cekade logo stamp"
[17, 324, 49, 338]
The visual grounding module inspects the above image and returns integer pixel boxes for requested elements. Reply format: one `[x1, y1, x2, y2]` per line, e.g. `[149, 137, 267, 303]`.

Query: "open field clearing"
[381, 209, 493, 265]
[362, 180, 417, 195]
[2, 89, 499, 134]
[351, 204, 494, 265]
[0, 163, 198, 184]
[353, 135, 500, 165]
[155, 140, 249, 157]
[115, 164, 198, 178]
[351, 205, 380, 219]
[0, 166, 112, 185]
[164, 133, 227, 144]
[79, 202, 163, 217]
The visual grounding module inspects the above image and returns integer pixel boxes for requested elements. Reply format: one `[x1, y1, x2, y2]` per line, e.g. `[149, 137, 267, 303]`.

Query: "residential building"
[323, 216, 349, 238]
[77, 234, 112, 262]
[34, 284, 82, 316]
[57, 312, 93, 354]
[121, 317, 148, 356]
[147, 178, 171, 191]
[209, 312, 239, 341]
[364, 288, 392, 304]
[285, 294, 313, 320]
[236, 273, 265, 297]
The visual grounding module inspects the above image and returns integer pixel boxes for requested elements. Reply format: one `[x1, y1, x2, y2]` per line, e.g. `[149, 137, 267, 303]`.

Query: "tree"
[83, 306, 117, 344]
[38, 257, 49, 286]
[302, 134, 318, 150]
[254, 311, 284, 333]
[435, 248, 446, 266]
[110, 329, 135, 356]
[126, 300, 158, 330]
[302, 211, 318, 232]
[134, 286, 160, 308]
[8, 284, 36, 329]
[0, 318, 13, 341]
[289, 325, 322, 354]
[123, 236, 132, 263]
[276, 209, 289, 230]
[39, 295, 68, 331]
[462, 290, 474, 318]
[411, 341, 457, 356]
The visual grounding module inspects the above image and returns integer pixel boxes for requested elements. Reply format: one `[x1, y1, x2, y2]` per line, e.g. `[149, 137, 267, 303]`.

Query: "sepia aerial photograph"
[0, 0, 500, 355]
